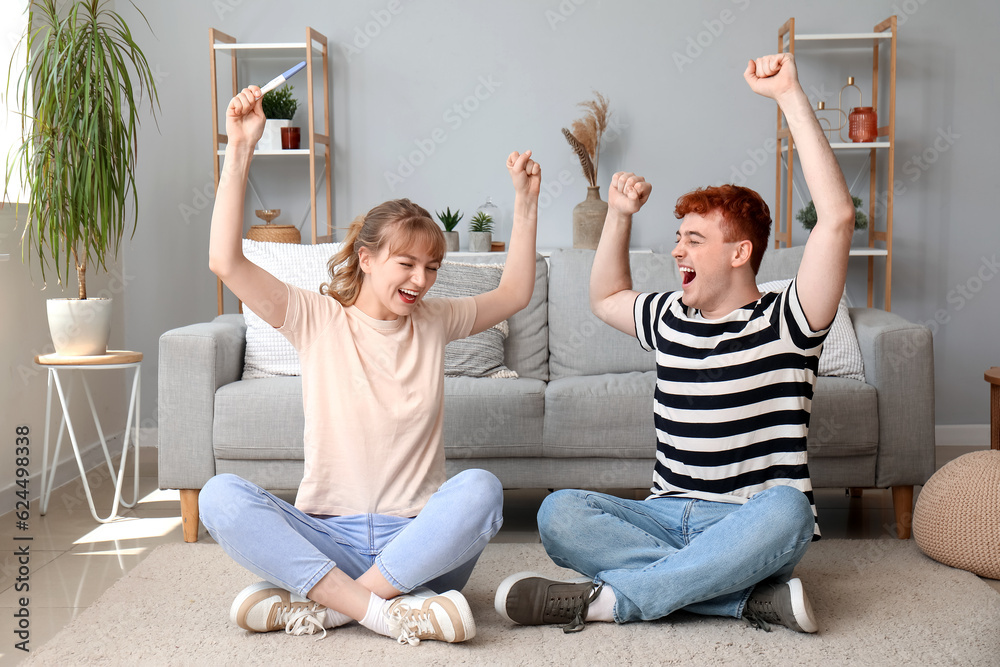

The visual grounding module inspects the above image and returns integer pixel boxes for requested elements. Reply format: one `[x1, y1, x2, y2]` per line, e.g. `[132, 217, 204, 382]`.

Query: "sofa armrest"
[158, 316, 246, 490]
[849, 308, 935, 487]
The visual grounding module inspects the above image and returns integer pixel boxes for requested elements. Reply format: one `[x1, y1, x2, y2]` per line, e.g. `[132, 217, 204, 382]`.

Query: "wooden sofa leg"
[891, 485, 914, 539]
[848, 487, 864, 498]
[180, 489, 201, 543]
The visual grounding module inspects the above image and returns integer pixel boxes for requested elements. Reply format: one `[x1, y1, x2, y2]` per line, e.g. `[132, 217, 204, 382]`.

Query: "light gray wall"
[116, 0, 998, 427]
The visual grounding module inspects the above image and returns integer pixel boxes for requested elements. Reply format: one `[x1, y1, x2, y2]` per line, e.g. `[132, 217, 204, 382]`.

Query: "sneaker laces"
[558, 582, 603, 634]
[275, 602, 328, 639]
[388, 602, 435, 646]
[742, 597, 778, 633]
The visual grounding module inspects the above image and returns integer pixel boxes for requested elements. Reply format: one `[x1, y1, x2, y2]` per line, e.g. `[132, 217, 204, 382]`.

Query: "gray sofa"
[158, 246, 936, 542]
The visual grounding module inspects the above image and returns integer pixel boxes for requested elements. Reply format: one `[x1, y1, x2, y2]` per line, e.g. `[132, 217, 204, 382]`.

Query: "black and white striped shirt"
[634, 280, 828, 538]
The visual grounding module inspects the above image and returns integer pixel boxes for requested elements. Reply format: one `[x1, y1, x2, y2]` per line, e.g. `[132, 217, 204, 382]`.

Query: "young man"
[495, 53, 856, 634]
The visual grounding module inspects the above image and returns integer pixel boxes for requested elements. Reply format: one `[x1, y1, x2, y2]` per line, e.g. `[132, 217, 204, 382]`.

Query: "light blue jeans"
[199, 469, 504, 598]
[538, 485, 815, 623]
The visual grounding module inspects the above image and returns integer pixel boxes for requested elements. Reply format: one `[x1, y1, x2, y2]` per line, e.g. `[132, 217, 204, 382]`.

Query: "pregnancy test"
[259, 61, 306, 95]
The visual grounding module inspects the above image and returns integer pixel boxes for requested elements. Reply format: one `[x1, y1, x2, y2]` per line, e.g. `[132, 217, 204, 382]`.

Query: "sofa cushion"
[759, 279, 866, 382]
[807, 376, 879, 458]
[542, 372, 658, 460]
[241, 239, 340, 379]
[547, 246, 810, 380]
[756, 244, 805, 283]
[427, 261, 516, 378]
[214, 377, 305, 460]
[443, 376, 546, 458]
[548, 250, 672, 379]
[444, 253, 549, 381]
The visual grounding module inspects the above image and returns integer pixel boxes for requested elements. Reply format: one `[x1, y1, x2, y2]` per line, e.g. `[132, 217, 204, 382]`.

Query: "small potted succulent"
[436, 207, 463, 252]
[259, 84, 299, 151]
[468, 211, 494, 252]
[796, 196, 868, 232]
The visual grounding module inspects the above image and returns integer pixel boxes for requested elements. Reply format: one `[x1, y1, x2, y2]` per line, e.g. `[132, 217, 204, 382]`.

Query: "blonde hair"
[321, 199, 446, 306]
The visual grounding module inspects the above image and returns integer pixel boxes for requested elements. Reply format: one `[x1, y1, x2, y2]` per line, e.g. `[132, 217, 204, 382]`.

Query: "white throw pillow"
[427, 261, 517, 379]
[758, 279, 866, 382]
[241, 239, 341, 379]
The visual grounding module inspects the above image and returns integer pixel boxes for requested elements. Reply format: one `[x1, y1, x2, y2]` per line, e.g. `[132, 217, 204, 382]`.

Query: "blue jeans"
[538, 485, 815, 623]
[199, 469, 504, 598]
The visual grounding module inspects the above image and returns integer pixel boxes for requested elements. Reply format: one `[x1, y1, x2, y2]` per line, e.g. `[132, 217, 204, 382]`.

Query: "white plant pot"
[257, 119, 291, 152]
[468, 231, 492, 253]
[46, 298, 113, 356]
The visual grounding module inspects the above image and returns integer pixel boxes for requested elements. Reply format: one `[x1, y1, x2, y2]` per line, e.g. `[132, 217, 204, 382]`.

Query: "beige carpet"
[27, 539, 1000, 666]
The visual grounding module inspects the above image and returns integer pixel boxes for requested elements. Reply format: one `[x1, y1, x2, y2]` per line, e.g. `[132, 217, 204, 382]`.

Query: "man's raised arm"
[745, 54, 855, 331]
[590, 172, 652, 336]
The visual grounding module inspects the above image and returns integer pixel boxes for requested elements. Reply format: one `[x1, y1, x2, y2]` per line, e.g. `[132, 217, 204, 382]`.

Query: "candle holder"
[255, 209, 281, 224]
[812, 77, 877, 143]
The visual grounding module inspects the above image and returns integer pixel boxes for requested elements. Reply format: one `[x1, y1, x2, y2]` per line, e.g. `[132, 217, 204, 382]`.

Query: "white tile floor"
[1, 445, 996, 666]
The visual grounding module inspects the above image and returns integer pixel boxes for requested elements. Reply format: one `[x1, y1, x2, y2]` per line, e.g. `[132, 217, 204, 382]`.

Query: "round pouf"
[913, 450, 1000, 579]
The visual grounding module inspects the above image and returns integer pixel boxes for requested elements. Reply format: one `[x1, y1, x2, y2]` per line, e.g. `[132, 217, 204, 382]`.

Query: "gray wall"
[115, 0, 998, 427]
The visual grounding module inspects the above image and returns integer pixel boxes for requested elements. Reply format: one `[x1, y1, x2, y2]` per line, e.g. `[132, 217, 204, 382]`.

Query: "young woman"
[200, 85, 541, 646]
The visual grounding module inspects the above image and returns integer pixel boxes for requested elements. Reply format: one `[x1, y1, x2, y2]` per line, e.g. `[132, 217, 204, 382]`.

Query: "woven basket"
[913, 450, 1000, 579]
[246, 224, 301, 244]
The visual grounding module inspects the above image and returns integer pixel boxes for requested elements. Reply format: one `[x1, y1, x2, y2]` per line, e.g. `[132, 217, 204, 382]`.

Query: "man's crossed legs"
[496, 484, 819, 633]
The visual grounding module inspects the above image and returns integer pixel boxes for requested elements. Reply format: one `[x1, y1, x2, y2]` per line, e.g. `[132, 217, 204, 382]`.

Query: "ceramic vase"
[573, 186, 608, 249]
[443, 231, 459, 252]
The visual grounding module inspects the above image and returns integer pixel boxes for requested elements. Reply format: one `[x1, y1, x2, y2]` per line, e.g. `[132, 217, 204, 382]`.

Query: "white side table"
[36, 351, 142, 523]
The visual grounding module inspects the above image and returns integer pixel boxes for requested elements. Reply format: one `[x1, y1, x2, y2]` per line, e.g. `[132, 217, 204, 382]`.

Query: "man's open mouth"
[680, 267, 696, 286]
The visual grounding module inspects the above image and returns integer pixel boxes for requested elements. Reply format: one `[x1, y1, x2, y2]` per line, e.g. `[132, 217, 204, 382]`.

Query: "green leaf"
[4, 0, 160, 296]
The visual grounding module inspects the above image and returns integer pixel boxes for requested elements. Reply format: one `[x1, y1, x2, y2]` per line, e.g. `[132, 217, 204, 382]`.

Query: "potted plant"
[3, 0, 160, 356]
[468, 211, 493, 252]
[259, 84, 298, 151]
[796, 196, 869, 232]
[563, 91, 611, 249]
[436, 207, 462, 252]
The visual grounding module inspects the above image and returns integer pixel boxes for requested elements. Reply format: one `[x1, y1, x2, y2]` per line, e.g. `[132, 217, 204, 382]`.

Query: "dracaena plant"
[3, 0, 160, 299]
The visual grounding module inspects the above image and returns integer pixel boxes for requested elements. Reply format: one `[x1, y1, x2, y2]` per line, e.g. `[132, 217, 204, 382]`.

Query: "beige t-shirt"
[277, 284, 477, 517]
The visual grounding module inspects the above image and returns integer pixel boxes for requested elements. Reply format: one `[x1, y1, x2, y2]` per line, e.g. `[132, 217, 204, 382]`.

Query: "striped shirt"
[634, 279, 829, 539]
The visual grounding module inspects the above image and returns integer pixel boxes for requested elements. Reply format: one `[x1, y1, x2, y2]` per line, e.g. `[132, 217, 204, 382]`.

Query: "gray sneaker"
[743, 577, 818, 633]
[495, 571, 603, 633]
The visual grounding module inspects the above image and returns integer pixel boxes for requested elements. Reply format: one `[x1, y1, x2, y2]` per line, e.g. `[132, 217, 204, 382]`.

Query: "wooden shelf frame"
[208, 27, 333, 315]
[774, 16, 897, 310]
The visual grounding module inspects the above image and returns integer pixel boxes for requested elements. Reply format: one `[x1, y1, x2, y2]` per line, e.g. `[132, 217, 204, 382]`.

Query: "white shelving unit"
[775, 17, 897, 309]
[209, 27, 333, 315]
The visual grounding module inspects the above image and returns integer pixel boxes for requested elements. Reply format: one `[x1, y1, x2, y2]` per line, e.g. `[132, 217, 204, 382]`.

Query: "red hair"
[673, 185, 771, 274]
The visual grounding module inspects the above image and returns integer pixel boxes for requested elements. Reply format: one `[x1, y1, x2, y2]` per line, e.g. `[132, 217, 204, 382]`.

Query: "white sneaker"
[385, 589, 476, 645]
[230, 581, 330, 638]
